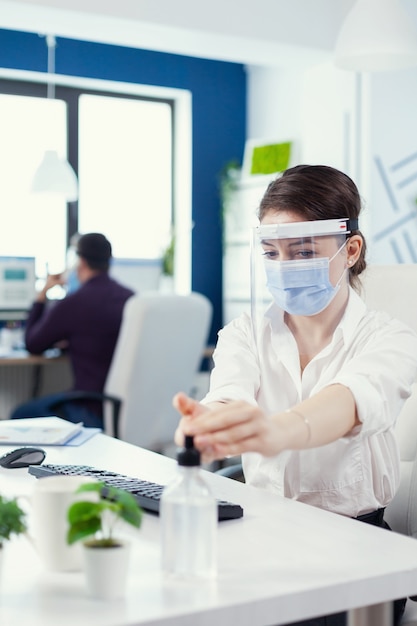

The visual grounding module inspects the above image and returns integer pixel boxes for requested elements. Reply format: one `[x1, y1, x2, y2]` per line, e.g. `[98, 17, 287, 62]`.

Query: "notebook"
[0, 416, 84, 446]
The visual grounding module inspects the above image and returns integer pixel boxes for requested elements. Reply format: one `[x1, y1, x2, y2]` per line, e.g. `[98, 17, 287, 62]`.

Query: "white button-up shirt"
[202, 288, 417, 517]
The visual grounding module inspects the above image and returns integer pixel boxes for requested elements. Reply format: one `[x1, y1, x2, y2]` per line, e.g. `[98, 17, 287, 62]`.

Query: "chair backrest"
[360, 264, 417, 538]
[103, 292, 212, 452]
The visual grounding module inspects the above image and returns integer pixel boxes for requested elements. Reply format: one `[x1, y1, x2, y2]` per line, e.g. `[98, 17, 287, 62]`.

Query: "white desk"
[1, 434, 417, 626]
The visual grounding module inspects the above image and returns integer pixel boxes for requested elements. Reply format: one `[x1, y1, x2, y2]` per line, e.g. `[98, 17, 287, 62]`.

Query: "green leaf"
[75, 481, 104, 495]
[67, 516, 101, 545]
[66, 481, 143, 545]
[67, 501, 104, 524]
[0, 494, 27, 542]
[117, 493, 143, 528]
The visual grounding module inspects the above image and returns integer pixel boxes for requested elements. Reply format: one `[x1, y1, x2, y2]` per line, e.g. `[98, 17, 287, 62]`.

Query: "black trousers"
[287, 508, 407, 626]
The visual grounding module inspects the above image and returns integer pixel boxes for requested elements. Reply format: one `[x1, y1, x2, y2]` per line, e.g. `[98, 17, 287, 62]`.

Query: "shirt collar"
[334, 286, 367, 346]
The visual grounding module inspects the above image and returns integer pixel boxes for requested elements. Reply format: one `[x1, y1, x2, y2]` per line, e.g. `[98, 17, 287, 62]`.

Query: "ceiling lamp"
[31, 35, 78, 202]
[31, 149, 78, 200]
[334, 0, 417, 72]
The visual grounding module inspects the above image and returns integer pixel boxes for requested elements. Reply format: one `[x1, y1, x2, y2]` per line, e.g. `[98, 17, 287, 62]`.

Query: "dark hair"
[258, 164, 367, 289]
[77, 233, 112, 271]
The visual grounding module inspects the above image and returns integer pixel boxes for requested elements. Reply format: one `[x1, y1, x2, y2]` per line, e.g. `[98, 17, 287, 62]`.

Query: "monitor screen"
[0, 256, 37, 312]
[109, 258, 162, 294]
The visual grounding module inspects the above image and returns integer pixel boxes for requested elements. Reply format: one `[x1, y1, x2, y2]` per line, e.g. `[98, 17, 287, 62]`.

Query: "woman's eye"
[262, 250, 279, 259]
[295, 249, 314, 259]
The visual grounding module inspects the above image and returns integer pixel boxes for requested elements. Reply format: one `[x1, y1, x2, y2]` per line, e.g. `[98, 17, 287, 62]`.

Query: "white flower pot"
[159, 274, 175, 293]
[82, 541, 130, 600]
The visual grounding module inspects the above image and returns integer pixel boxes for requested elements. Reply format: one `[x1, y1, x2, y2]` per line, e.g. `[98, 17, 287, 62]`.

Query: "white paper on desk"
[0, 416, 84, 446]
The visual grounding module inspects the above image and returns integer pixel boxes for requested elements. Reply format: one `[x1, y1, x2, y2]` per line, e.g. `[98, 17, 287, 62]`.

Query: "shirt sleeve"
[25, 299, 72, 354]
[202, 313, 260, 406]
[328, 311, 417, 436]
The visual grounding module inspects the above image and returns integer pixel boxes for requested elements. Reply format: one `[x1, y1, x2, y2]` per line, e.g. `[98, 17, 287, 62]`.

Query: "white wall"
[368, 69, 417, 264]
[246, 65, 304, 145]
[246, 62, 359, 174]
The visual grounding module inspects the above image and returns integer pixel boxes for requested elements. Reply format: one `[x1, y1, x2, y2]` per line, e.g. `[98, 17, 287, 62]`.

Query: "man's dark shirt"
[25, 274, 134, 394]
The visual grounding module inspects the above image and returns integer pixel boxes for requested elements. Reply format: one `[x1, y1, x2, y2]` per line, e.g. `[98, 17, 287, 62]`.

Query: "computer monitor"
[0, 256, 37, 318]
[109, 258, 162, 294]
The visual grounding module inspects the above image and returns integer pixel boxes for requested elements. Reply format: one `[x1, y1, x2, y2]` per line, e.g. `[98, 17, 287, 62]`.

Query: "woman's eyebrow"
[287, 237, 315, 246]
[261, 236, 318, 246]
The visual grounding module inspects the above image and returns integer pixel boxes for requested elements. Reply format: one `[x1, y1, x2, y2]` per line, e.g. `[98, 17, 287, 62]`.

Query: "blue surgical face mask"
[264, 241, 347, 316]
[65, 268, 81, 294]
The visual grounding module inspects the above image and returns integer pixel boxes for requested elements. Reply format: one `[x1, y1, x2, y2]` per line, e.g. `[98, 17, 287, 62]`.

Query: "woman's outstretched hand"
[173, 392, 284, 463]
[173, 392, 209, 442]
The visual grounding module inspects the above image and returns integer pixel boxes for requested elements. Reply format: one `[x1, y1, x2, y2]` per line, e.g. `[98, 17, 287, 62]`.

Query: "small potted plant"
[159, 232, 175, 293]
[67, 482, 143, 599]
[0, 493, 27, 576]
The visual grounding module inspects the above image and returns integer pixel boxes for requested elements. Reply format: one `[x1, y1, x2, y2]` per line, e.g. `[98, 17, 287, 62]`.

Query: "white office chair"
[101, 292, 213, 452]
[361, 264, 417, 625]
[50, 292, 212, 454]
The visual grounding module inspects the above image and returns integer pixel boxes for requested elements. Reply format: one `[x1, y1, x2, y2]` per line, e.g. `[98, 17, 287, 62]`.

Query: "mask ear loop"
[329, 238, 348, 263]
[329, 239, 349, 288]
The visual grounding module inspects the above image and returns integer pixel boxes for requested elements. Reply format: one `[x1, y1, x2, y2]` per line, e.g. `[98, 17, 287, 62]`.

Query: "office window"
[0, 94, 68, 277]
[78, 94, 172, 259]
[0, 75, 190, 293]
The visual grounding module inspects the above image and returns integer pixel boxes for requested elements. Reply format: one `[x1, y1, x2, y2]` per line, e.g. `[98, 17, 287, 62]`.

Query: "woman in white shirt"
[174, 164, 417, 626]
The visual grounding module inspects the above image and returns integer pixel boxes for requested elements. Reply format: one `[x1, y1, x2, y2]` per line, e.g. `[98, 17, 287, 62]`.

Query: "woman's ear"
[346, 235, 363, 266]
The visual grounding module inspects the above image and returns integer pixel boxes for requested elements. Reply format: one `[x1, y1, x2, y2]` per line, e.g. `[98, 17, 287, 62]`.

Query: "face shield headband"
[251, 218, 358, 321]
[256, 217, 358, 241]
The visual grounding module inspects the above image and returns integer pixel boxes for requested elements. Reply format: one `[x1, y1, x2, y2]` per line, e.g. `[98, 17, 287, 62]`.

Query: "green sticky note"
[250, 142, 292, 175]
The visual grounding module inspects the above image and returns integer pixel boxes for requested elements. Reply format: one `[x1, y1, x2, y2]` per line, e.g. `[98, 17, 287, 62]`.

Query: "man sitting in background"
[10, 233, 134, 428]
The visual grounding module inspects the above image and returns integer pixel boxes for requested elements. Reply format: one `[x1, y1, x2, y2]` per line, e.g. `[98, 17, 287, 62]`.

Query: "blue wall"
[0, 28, 247, 345]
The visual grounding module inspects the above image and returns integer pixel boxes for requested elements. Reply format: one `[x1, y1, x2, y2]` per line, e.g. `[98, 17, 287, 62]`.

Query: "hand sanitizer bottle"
[160, 435, 217, 579]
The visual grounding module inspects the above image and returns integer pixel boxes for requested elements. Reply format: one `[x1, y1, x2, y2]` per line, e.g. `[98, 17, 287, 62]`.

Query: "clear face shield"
[250, 218, 357, 344]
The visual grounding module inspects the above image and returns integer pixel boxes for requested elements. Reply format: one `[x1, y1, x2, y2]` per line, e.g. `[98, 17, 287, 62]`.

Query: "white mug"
[28, 475, 97, 572]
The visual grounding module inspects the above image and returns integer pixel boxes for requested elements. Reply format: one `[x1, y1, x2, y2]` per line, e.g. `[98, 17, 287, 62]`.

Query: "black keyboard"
[28, 463, 244, 521]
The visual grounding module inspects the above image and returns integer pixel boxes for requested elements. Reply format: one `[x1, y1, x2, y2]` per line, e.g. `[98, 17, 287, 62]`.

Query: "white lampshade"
[335, 0, 417, 71]
[31, 150, 78, 202]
